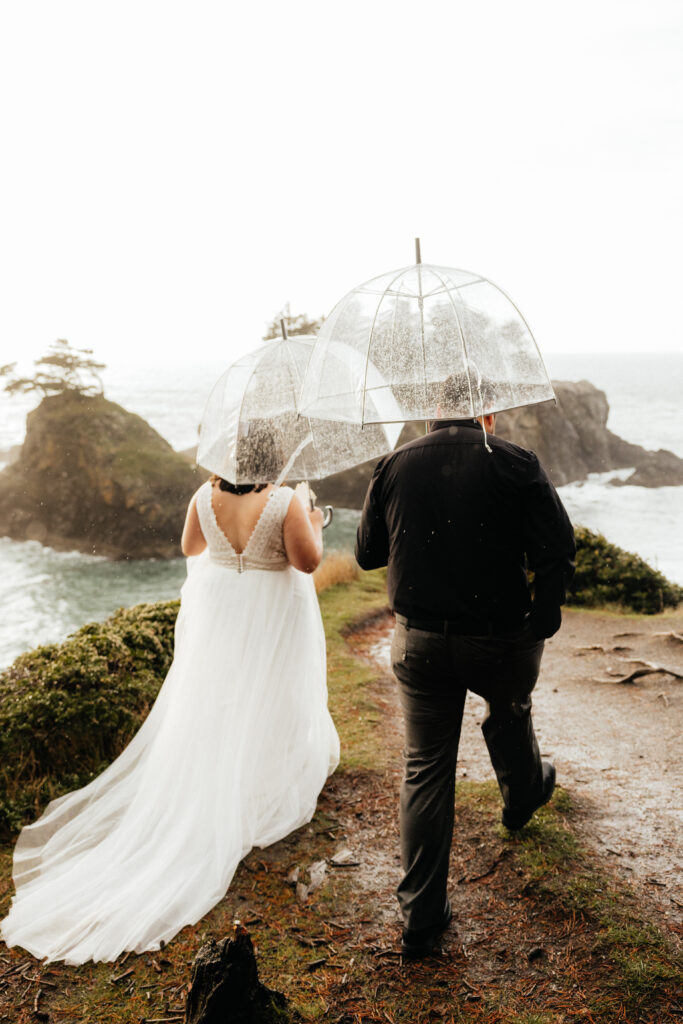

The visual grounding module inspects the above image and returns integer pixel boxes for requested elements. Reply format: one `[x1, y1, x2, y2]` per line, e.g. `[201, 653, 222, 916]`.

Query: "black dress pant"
[390, 619, 545, 931]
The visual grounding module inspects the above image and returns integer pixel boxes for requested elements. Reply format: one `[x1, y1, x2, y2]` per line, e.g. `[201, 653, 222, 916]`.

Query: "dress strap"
[196, 481, 221, 547]
[276, 485, 296, 517]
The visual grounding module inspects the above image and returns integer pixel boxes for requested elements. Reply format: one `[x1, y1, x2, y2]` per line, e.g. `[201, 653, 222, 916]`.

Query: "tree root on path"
[594, 658, 683, 685]
[653, 630, 683, 644]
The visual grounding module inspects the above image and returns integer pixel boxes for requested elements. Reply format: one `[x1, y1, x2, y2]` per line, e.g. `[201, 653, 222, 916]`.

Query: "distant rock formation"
[0, 391, 207, 558]
[315, 380, 683, 508]
[608, 450, 683, 488]
[0, 444, 21, 468]
[495, 381, 683, 488]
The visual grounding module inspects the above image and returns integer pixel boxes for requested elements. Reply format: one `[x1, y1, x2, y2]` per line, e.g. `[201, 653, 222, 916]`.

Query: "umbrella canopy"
[197, 333, 402, 485]
[299, 248, 555, 426]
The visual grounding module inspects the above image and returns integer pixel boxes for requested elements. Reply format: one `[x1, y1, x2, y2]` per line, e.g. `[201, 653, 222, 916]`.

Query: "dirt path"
[350, 607, 683, 927]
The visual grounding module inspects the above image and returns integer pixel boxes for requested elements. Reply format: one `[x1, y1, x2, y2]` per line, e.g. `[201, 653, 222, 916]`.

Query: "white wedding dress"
[1, 482, 339, 964]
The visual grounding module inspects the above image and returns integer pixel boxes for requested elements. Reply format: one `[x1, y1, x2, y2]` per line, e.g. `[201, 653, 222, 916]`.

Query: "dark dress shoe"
[401, 900, 452, 959]
[502, 761, 556, 831]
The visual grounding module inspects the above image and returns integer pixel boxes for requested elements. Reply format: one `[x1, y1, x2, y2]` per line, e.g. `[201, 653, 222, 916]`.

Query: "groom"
[355, 385, 575, 958]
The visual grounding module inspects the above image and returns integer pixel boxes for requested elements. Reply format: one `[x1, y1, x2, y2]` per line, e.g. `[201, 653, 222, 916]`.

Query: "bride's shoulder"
[194, 478, 213, 504]
[192, 479, 217, 525]
[186, 479, 211, 510]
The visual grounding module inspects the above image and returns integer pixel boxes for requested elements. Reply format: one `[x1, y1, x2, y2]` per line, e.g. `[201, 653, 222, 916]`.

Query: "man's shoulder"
[489, 432, 540, 465]
[371, 432, 431, 477]
[382, 426, 539, 466]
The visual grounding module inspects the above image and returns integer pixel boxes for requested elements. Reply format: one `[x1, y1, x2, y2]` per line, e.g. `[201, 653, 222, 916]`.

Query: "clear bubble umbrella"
[196, 325, 403, 487]
[299, 240, 555, 426]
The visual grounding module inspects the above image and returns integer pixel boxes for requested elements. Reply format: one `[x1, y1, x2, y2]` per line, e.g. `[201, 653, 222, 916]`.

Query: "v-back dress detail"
[1, 482, 340, 964]
[198, 482, 289, 571]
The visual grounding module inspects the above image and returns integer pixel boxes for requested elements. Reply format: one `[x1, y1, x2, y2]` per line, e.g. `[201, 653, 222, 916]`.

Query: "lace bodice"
[196, 481, 295, 572]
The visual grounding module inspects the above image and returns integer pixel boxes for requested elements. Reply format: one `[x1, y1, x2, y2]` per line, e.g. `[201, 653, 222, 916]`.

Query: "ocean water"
[0, 540, 187, 668]
[0, 353, 681, 669]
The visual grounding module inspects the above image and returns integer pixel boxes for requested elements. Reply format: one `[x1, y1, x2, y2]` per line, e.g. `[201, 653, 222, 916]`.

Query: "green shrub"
[0, 600, 179, 838]
[569, 526, 683, 614]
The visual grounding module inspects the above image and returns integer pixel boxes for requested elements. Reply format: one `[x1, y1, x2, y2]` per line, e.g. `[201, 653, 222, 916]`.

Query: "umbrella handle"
[322, 505, 334, 529]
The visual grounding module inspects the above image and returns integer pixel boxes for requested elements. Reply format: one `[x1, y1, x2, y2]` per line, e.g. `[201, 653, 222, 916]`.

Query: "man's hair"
[438, 364, 494, 416]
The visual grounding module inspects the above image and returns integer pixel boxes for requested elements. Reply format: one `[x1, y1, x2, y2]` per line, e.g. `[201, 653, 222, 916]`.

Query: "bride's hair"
[210, 423, 282, 495]
[210, 474, 268, 496]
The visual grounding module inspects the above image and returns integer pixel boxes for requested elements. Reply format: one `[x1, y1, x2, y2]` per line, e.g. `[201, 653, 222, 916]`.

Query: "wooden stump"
[185, 923, 292, 1024]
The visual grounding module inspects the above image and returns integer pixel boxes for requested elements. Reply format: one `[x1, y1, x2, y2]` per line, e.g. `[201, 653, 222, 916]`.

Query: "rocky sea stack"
[0, 391, 205, 558]
[495, 380, 683, 488]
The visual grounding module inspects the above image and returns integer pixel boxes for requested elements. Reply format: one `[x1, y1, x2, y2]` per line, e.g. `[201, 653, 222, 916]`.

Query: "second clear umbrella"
[197, 329, 403, 486]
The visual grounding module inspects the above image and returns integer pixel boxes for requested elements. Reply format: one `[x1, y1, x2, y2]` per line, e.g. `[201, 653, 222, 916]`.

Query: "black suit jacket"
[355, 420, 576, 638]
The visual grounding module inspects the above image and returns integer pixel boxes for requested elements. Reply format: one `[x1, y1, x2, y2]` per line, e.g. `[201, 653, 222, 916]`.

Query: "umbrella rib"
[284, 339, 321, 480]
[360, 265, 411, 427]
[306, 418, 335, 480]
[388, 276, 404, 395]
[449, 277, 486, 291]
[294, 349, 328, 479]
[234, 341, 279, 482]
[319, 380, 432, 398]
[359, 394, 555, 424]
[428, 266, 477, 417]
[348, 416, 413, 425]
[360, 285, 420, 299]
[420, 277, 485, 298]
[416, 262, 428, 411]
[308, 386, 379, 401]
[474, 273, 553, 404]
[359, 276, 484, 300]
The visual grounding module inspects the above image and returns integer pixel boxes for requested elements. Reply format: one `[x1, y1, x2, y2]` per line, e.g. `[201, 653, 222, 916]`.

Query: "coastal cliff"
[315, 380, 683, 507]
[495, 380, 683, 488]
[0, 391, 205, 558]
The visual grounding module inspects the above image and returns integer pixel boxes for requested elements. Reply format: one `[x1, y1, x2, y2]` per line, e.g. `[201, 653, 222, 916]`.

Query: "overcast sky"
[1, 0, 681, 373]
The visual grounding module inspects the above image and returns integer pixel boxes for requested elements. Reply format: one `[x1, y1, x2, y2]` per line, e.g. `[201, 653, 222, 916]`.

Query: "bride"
[1, 457, 340, 964]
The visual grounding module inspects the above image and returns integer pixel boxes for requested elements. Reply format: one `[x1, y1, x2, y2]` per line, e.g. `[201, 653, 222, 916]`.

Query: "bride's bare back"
[181, 480, 324, 573]
[210, 484, 275, 554]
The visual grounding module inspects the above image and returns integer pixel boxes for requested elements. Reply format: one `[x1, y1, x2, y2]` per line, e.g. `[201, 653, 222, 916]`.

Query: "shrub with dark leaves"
[569, 527, 682, 614]
[0, 600, 179, 837]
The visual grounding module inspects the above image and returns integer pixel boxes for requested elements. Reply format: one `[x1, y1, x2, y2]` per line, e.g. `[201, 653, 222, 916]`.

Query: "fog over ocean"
[0, 352, 681, 668]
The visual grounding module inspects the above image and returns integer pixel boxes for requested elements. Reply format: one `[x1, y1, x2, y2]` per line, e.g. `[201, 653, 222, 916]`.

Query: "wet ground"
[350, 608, 683, 928]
